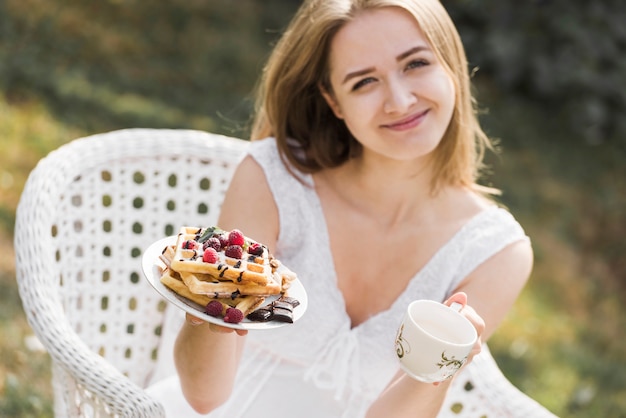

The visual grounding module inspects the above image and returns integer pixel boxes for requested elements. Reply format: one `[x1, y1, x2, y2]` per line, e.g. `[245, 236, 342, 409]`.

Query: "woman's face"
[322, 7, 455, 164]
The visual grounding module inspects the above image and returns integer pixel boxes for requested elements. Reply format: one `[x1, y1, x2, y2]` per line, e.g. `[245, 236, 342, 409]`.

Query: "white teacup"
[395, 300, 477, 383]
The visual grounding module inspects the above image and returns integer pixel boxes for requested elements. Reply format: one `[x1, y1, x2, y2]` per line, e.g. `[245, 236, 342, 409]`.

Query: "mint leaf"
[197, 226, 222, 243]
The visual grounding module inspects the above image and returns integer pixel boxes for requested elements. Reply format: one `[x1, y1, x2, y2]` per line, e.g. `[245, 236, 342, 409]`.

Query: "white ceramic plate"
[141, 236, 308, 330]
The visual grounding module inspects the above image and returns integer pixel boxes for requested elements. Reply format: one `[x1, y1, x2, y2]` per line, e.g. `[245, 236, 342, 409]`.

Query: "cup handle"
[449, 302, 463, 312]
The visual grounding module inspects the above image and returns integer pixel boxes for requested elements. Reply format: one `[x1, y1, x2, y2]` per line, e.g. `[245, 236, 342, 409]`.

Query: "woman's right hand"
[185, 312, 249, 336]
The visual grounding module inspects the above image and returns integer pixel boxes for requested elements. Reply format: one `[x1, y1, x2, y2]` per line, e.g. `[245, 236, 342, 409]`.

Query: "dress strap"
[445, 207, 530, 296]
[247, 138, 314, 259]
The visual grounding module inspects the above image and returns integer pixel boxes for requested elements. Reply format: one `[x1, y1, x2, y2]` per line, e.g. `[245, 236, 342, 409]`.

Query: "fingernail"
[450, 302, 463, 312]
[188, 317, 204, 326]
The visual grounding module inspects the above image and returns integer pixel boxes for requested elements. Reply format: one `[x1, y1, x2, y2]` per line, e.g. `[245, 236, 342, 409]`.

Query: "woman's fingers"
[443, 291, 467, 309]
[443, 292, 485, 363]
[185, 312, 205, 326]
[444, 292, 486, 336]
[209, 322, 249, 336]
[185, 313, 248, 336]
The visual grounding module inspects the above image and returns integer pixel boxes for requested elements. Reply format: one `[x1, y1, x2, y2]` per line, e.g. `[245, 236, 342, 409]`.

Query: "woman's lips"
[382, 109, 429, 131]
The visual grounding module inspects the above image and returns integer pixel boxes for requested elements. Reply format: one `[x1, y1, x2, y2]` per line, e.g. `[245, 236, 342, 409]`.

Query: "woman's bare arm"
[174, 155, 279, 413]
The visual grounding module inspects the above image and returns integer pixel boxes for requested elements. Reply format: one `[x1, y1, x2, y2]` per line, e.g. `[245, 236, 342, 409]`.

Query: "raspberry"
[247, 242, 263, 256]
[228, 229, 245, 246]
[182, 240, 196, 250]
[202, 247, 219, 263]
[217, 234, 229, 249]
[225, 245, 243, 259]
[204, 237, 221, 252]
[205, 300, 223, 317]
[223, 307, 244, 323]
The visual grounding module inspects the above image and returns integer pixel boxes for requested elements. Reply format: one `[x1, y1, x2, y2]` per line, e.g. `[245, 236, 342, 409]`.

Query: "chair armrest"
[15, 188, 164, 417]
[15, 128, 248, 417]
[19, 275, 165, 417]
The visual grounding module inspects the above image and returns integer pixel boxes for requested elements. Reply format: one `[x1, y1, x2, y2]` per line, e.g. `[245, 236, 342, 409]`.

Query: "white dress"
[147, 137, 557, 418]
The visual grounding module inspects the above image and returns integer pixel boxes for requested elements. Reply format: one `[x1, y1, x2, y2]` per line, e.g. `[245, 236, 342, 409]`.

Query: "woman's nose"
[383, 78, 418, 114]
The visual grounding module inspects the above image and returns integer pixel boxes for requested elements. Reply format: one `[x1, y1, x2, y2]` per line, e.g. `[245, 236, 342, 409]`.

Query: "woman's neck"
[314, 155, 442, 229]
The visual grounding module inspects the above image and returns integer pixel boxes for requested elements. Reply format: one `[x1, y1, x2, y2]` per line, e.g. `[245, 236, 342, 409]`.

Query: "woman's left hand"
[441, 292, 485, 374]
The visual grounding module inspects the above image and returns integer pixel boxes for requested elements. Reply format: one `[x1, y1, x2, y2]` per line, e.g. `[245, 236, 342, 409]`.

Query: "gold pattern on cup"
[436, 351, 468, 380]
[395, 323, 411, 359]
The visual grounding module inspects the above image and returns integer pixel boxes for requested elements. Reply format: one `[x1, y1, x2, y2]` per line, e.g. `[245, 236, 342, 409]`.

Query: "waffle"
[158, 226, 297, 324]
[170, 227, 277, 286]
[160, 268, 265, 316]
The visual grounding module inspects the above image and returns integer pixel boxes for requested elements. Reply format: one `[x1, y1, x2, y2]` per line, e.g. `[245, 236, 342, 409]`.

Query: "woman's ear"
[319, 84, 344, 119]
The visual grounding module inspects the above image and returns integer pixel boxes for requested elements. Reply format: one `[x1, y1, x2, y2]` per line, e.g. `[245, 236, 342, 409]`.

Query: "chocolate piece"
[246, 295, 300, 323]
[271, 307, 293, 323]
[273, 301, 293, 312]
[246, 308, 272, 322]
[280, 296, 300, 308]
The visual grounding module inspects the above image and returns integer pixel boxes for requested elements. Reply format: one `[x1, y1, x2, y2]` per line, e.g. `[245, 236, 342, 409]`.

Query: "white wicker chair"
[14, 129, 248, 418]
[15, 128, 556, 418]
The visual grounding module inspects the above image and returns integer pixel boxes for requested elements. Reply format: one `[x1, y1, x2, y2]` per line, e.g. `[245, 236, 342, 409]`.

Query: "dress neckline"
[306, 175, 498, 330]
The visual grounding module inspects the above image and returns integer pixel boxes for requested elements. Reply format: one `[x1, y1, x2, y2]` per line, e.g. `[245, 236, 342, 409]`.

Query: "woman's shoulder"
[247, 136, 278, 163]
[440, 186, 528, 252]
[248, 137, 314, 193]
[218, 155, 279, 251]
[437, 186, 499, 225]
[249, 137, 300, 175]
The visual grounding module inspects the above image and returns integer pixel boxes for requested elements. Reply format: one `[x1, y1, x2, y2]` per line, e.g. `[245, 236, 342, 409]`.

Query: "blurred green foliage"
[1, 1, 625, 417]
[0, 0, 300, 134]
[448, 0, 626, 148]
[2, 0, 624, 146]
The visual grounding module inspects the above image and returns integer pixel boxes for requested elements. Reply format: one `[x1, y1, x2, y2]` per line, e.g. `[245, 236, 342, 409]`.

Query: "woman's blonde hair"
[251, 0, 498, 195]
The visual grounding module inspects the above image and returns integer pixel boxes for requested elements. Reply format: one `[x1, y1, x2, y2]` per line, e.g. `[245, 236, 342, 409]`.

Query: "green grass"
[0, 230, 52, 416]
[0, 95, 78, 417]
[0, 272, 54, 417]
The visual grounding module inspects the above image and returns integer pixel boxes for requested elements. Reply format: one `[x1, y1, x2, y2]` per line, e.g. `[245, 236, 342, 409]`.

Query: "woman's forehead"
[327, 8, 431, 75]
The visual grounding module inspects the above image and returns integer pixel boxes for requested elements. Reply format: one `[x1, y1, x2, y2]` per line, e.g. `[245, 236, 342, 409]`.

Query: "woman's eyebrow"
[396, 45, 429, 61]
[342, 67, 375, 85]
[341, 45, 430, 85]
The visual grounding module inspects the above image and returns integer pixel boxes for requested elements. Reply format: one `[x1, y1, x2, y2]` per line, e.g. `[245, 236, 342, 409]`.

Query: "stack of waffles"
[159, 226, 297, 323]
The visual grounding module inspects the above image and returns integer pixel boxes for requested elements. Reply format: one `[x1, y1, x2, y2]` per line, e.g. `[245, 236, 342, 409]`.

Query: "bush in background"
[448, 0, 626, 148]
[0, 0, 300, 134]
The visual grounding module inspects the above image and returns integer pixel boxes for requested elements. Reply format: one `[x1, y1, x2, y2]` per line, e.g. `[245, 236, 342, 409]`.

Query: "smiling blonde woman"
[147, 1, 558, 417]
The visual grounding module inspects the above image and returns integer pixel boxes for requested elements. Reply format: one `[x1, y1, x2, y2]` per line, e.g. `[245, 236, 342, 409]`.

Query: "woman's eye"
[352, 77, 376, 91]
[406, 59, 428, 70]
